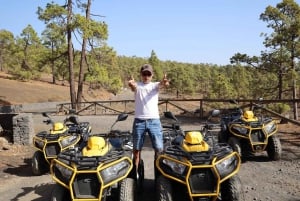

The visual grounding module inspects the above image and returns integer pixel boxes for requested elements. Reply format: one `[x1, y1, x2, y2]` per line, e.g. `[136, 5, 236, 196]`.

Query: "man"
[128, 64, 169, 175]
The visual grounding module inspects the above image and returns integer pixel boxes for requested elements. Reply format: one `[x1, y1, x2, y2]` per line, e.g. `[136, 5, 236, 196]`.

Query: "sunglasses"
[142, 72, 152, 77]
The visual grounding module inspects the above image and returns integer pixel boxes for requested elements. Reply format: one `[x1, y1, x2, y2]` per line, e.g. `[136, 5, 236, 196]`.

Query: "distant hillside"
[0, 72, 113, 105]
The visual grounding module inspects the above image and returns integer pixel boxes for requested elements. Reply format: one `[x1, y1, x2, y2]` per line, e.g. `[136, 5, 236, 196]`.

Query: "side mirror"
[42, 112, 49, 118]
[111, 113, 128, 130]
[164, 111, 178, 121]
[117, 113, 128, 122]
[229, 99, 238, 105]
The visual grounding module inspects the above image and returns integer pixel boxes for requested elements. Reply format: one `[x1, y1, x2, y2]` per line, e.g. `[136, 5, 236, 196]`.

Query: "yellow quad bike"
[219, 100, 282, 161]
[156, 112, 244, 201]
[32, 112, 92, 175]
[50, 113, 140, 201]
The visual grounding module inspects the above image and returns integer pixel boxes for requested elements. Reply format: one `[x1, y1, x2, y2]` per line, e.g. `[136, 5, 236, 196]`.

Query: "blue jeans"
[132, 118, 163, 151]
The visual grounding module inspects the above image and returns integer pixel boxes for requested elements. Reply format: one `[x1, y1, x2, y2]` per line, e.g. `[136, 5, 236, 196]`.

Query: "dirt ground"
[0, 115, 299, 201]
[0, 74, 299, 201]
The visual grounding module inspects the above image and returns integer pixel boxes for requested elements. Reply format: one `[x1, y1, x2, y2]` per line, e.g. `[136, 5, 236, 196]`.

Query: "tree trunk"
[77, 0, 91, 108]
[291, 42, 298, 120]
[67, 0, 76, 110]
[51, 41, 56, 84]
[278, 67, 283, 100]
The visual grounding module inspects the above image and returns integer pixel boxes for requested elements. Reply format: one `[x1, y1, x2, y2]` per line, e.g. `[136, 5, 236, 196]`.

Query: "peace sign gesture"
[161, 73, 170, 87]
[128, 75, 137, 91]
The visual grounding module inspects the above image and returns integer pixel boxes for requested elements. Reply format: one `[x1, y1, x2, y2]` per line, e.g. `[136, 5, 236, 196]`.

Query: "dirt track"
[0, 115, 299, 201]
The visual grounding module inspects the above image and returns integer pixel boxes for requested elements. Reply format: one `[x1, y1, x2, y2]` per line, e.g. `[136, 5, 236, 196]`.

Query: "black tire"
[51, 185, 71, 201]
[220, 175, 245, 201]
[241, 141, 255, 158]
[156, 175, 173, 201]
[267, 135, 282, 161]
[119, 178, 136, 201]
[31, 151, 49, 176]
[228, 137, 242, 157]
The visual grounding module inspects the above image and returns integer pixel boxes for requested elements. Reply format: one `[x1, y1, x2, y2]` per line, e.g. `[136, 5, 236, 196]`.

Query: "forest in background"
[0, 0, 299, 115]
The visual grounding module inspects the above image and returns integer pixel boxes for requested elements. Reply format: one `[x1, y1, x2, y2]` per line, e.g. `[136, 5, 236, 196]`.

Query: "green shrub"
[268, 103, 291, 114]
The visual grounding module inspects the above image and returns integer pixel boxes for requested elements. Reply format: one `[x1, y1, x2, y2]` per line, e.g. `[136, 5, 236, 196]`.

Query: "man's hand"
[128, 75, 137, 91]
[161, 73, 170, 87]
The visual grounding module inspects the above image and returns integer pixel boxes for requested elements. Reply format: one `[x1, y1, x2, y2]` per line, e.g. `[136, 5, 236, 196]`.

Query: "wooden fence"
[56, 98, 300, 126]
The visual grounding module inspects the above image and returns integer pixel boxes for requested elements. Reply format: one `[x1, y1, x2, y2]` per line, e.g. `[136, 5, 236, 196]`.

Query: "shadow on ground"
[3, 158, 34, 177]
[11, 183, 54, 201]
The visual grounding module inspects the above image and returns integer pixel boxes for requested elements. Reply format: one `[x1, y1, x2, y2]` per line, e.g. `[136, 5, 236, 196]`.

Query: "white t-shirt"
[134, 82, 160, 119]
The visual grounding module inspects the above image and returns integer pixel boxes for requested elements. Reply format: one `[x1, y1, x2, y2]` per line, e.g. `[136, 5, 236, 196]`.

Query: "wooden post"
[200, 100, 203, 118]
[165, 100, 168, 112]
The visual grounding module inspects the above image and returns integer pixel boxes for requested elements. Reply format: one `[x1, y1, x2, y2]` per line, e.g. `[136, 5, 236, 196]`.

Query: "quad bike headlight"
[54, 162, 73, 182]
[34, 138, 45, 149]
[264, 121, 276, 134]
[162, 158, 187, 175]
[60, 135, 79, 148]
[231, 126, 249, 135]
[216, 155, 238, 179]
[100, 160, 130, 185]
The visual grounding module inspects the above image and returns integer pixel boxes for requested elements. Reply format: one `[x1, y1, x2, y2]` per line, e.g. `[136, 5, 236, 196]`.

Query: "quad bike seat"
[182, 131, 209, 152]
[82, 136, 111, 156]
[241, 110, 258, 122]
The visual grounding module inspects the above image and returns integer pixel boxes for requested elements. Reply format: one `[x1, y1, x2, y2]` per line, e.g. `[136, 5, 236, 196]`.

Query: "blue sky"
[1, 0, 297, 65]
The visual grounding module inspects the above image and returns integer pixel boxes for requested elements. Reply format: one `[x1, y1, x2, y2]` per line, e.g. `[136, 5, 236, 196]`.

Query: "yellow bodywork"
[156, 152, 241, 201]
[32, 125, 81, 164]
[229, 118, 278, 152]
[82, 136, 111, 157]
[156, 129, 241, 201]
[51, 123, 68, 134]
[183, 131, 209, 152]
[51, 153, 133, 201]
[241, 110, 258, 122]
